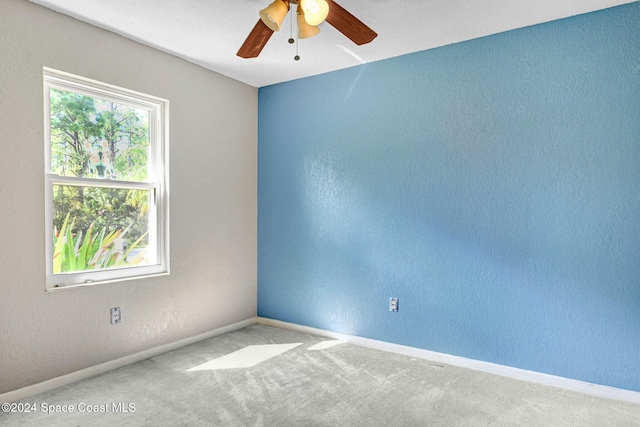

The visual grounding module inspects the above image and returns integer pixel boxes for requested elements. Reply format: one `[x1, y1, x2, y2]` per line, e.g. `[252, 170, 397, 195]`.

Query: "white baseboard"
[257, 317, 640, 405]
[0, 317, 257, 403]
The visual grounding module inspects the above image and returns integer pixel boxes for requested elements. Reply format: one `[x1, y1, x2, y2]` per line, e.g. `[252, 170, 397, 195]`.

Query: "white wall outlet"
[110, 307, 121, 324]
[389, 297, 399, 312]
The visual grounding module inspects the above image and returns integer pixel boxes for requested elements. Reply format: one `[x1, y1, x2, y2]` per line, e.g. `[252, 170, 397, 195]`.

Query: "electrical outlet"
[389, 297, 399, 312]
[110, 307, 121, 324]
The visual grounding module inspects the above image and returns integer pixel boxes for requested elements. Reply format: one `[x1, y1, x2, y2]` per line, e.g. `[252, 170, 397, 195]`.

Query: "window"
[44, 68, 169, 289]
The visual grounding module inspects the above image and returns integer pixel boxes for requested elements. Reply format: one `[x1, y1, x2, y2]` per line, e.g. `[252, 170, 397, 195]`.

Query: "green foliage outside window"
[53, 214, 148, 274]
[49, 89, 151, 261]
[49, 89, 149, 181]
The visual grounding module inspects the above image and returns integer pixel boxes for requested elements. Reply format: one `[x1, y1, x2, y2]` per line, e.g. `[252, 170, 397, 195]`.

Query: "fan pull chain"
[288, 5, 294, 44]
[295, 39, 300, 61]
[294, 4, 300, 61]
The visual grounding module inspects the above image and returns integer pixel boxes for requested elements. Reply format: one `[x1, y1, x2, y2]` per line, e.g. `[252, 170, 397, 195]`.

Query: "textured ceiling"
[27, 0, 634, 87]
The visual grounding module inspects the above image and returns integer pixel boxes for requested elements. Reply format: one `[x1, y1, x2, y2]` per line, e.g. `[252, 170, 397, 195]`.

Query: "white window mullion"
[47, 174, 159, 191]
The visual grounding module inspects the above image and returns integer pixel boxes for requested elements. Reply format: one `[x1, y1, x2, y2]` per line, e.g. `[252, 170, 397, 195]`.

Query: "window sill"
[46, 271, 170, 292]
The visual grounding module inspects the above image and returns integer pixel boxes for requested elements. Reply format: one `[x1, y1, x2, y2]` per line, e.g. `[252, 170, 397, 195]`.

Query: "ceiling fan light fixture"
[259, 0, 290, 32]
[238, 0, 376, 59]
[297, 9, 321, 39]
[299, 0, 329, 26]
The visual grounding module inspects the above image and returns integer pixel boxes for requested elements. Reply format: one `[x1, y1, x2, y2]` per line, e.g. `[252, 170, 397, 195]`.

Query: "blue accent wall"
[258, 3, 640, 391]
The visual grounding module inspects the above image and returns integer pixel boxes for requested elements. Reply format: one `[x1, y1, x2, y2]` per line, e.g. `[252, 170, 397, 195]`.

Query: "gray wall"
[0, 0, 257, 394]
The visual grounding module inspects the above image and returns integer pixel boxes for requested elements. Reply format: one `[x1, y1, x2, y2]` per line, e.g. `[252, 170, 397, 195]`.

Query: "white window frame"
[44, 68, 170, 290]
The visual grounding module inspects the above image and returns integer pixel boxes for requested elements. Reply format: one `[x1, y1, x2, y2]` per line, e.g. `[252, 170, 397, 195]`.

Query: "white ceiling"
[27, 0, 633, 88]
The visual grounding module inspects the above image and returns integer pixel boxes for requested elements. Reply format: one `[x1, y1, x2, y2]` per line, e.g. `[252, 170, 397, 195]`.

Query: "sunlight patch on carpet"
[188, 343, 302, 371]
[308, 340, 343, 350]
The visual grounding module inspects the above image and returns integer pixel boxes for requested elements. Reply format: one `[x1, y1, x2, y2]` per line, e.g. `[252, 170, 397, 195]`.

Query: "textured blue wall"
[258, 3, 640, 391]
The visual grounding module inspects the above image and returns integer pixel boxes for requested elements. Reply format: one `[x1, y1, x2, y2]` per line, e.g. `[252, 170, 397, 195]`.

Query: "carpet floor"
[2, 324, 639, 426]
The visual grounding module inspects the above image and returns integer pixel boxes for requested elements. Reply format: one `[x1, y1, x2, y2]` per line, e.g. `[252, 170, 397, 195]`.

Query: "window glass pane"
[49, 88, 150, 181]
[52, 184, 154, 274]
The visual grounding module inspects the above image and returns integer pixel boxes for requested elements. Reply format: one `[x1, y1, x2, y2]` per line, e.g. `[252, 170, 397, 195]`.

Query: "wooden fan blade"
[237, 19, 275, 58]
[325, 0, 377, 45]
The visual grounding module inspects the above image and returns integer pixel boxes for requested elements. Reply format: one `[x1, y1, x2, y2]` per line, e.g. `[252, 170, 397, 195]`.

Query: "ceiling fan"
[237, 0, 377, 59]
